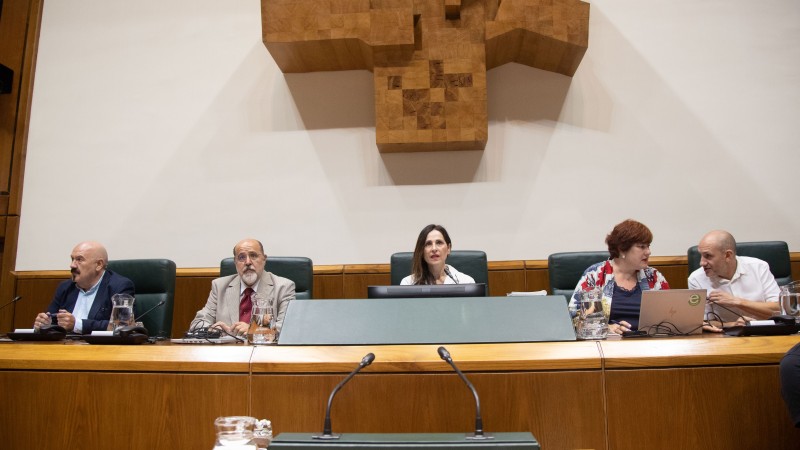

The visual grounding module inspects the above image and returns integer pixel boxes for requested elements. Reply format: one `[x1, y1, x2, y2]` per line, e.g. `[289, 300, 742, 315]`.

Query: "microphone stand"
[313, 353, 375, 440]
[438, 346, 493, 440]
[0, 296, 22, 311]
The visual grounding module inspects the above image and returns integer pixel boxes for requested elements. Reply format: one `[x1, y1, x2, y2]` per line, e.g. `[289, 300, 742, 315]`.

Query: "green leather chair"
[389, 251, 489, 294]
[107, 259, 176, 338]
[547, 251, 610, 301]
[219, 256, 313, 299]
[688, 241, 793, 286]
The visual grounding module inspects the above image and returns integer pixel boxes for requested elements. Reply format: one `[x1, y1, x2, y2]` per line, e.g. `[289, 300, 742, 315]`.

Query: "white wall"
[17, 0, 800, 270]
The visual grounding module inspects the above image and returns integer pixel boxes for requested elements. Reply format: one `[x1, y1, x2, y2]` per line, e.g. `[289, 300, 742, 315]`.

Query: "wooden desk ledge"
[600, 334, 800, 369]
[251, 341, 602, 373]
[0, 342, 254, 372]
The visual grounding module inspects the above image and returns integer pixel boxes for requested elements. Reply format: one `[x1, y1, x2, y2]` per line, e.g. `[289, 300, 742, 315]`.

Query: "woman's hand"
[608, 320, 632, 334]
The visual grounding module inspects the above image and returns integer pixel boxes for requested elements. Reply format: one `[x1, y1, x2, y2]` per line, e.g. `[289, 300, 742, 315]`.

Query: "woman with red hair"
[570, 219, 670, 334]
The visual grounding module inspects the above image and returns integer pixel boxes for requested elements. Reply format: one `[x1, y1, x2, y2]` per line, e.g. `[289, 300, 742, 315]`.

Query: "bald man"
[190, 239, 295, 337]
[688, 230, 780, 332]
[33, 241, 135, 334]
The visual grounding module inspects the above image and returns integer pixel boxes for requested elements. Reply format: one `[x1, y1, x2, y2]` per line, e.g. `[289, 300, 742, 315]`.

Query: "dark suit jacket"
[46, 269, 135, 333]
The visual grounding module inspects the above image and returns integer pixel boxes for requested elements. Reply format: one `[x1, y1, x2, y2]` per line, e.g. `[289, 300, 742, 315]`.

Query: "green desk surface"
[271, 432, 539, 449]
[278, 296, 575, 345]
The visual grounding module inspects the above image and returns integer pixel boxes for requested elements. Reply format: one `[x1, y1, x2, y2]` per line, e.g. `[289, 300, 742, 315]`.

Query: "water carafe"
[109, 293, 135, 332]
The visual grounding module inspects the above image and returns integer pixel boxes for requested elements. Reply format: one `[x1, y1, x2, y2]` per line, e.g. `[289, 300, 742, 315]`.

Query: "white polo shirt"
[688, 256, 780, 322]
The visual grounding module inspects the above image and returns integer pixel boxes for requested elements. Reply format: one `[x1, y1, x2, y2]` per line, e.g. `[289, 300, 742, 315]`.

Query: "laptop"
[636, 289, 706, 336]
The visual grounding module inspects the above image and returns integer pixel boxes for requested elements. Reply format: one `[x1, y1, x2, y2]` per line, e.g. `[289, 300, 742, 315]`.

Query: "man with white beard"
[190, 239, 295, 336]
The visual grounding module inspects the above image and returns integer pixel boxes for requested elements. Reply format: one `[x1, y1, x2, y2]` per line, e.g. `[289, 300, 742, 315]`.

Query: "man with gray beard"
[190, 238, 295, 336]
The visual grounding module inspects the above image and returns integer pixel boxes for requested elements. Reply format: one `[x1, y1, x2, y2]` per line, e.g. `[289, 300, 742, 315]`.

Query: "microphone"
[135, 300, 166, 325]
[114, 300, 167, 337]
[444, 266, 459, 284]
[438, 346, 492, 440]
[0, 295, 22, 311]
[707, 299, 750, 326]
[313, 352, 375, 440]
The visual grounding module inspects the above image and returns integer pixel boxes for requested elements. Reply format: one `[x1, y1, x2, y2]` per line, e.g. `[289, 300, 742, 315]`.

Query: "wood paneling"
[605, 365, 800, 450]
[0, 371, 249, 450]
[487, 260, 526, 296]
[173, 275, 216, 337]
[0, 0, 42, 339]
[250, 341, 605, 449]
[252, 371, 605, 450]
[343, 265, 390, 299]
[12, 275, 64, 329]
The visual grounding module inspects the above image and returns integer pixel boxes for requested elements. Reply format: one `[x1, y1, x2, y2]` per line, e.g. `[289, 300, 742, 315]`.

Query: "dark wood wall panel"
[606, 365, 800, 450]
[174, 276, 216, 335]
[343, 272, 390, 299]
[12, 276, 64, 329]
[0, 0, 41, 337]
[0, 371, 249, 450]
[487, 261, 526, 296]
[252, 370, 606, 450]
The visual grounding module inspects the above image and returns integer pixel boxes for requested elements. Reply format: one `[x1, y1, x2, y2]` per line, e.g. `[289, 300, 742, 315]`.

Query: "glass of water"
[780, 281, 800, 324]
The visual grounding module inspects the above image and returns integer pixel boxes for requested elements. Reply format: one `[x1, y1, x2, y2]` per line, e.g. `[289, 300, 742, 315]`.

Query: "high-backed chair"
[688, 241, 792, 286]
[389, 251, 489, 294]
[107, 259, 176, 338]
[219, 256, 314, 299]
[547, 251, 610, 301]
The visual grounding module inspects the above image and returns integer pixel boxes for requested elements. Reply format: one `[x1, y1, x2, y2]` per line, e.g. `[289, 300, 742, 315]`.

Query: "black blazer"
[46, 269, 135, 333]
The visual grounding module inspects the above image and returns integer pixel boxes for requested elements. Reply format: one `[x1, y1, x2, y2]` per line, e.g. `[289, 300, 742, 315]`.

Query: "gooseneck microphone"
[313, 352, 375, 440]
[134, 300, 166, 325]
[438, 346, 492, 440]
[0, 296, 22, 311]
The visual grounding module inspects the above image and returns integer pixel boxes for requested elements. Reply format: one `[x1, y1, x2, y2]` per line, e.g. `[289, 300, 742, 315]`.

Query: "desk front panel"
[0, 370, 249, 450]
[601, 335, 800, 450]
[252, 371, 604, 450]
[605, 365, 800, 450]
[250, 342, 605, 450]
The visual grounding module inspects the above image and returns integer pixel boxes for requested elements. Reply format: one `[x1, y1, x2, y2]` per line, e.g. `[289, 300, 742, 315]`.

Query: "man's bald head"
[698, 230, 738, 280]
[69, 241, 108, 290]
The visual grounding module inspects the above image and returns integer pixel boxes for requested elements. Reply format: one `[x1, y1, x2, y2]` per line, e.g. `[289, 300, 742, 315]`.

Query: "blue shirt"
[72, 272, 105, 333]
[610, 283, 642, 330]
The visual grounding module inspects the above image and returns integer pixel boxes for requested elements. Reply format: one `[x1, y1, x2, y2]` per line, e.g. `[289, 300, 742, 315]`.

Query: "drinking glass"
[213, 416, 257, 449]
[780, 281, 800, 324]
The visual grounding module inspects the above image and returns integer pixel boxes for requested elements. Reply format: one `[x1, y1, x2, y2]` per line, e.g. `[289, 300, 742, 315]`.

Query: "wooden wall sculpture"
[261, 0, 589, 152]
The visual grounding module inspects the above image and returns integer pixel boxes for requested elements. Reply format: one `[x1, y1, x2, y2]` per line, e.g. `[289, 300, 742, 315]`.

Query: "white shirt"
[688, 256, 780, 322]
[400, 264, 476, 285]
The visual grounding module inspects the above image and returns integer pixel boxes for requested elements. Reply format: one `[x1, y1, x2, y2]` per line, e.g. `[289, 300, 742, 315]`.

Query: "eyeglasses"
[236, 252, 263, 263]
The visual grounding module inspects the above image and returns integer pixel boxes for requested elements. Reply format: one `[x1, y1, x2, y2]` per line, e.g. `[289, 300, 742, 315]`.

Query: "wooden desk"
[600, 335, 800, 450]
[0, 336, 798, 450]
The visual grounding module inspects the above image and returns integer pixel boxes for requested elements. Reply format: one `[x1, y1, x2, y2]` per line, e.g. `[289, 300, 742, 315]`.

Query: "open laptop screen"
[637, 289, 706, 336]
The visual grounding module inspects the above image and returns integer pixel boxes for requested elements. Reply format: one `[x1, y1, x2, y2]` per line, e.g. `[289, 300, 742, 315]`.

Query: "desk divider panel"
[278, 296, 575, 345]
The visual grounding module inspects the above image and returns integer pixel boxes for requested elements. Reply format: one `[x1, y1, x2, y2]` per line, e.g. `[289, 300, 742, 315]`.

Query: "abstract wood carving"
[261, 0, 589, 152]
